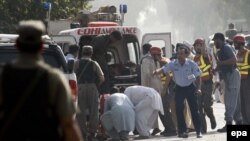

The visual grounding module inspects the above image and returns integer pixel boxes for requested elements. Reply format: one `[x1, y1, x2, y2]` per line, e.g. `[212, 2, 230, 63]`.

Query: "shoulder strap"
[77, 59, 91, 82]
[0, 65, 46, 139]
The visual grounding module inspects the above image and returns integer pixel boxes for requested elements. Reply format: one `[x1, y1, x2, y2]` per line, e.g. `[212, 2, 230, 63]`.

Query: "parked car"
[0, 37, 78, 103]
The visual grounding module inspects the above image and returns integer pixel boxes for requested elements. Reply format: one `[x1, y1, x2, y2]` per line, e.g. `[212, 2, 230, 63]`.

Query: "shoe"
[201, 129, 207, 134]
[197, 133, 203, 138]
[160, 130, 166, 135]
[178, 132, 188, 138]
[217, 125, 227, 132]
[151, 128, 161, 136]
[162, 131, 177, 137]
[186, 128, 195, 133]
[133, 130, 139, 135]
[134, 136, 149, 140]
[210, 117, 217, 129]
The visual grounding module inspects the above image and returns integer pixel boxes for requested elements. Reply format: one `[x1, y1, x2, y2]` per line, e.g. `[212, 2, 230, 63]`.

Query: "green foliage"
[0, 0, 91, 33]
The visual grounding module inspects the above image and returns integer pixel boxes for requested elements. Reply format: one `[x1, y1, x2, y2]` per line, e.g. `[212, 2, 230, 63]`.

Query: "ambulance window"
[127, 43, 136, 64]
[149, 40, 165, 48]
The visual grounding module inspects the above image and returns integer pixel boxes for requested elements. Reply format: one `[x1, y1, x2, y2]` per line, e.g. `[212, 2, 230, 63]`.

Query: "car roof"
[0, 34, 52, 43]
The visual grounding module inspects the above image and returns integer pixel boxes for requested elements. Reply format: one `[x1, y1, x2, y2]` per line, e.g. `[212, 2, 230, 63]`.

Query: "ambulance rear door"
[50, 35, 77, 54]
[142, 32, 172, 58]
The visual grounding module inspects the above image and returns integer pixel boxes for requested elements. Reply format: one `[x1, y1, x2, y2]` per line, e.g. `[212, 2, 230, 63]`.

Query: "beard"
[235, 46, 240, 50]
[196, 50, 201, 54]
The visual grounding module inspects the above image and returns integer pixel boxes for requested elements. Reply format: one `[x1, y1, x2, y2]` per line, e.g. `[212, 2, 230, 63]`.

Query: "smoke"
[137, 5, 157, 27]
[136, 0, 249, 45]
[90, 0, 249, 45]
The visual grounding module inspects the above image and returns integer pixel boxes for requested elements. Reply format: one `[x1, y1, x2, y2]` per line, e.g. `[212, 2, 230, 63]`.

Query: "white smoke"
[137, 5, 157, 27]
[90, 0, 249, 45]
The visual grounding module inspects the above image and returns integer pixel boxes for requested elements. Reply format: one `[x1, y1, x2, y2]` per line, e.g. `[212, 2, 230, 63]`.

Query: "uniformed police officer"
[0, 20, 82, 141]
[154, 46, 202, 138]
[75, 45, 104, 140]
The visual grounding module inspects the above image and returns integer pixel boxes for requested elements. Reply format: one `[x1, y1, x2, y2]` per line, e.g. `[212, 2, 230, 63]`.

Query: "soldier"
[75, 45, 105, 140]
[193, 38, 217, 133]
[0, 20, 82, 141]
[233, 34, 250, 124]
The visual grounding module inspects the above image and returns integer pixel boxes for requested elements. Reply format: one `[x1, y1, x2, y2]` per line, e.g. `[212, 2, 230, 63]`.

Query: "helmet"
[193, 38, 205, 46]
[150, 47, 161, 55]
[233, 34, 245, 44]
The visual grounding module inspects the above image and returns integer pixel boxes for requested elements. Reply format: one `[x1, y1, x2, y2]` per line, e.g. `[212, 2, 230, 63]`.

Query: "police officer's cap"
[82, 45, 93, 53]
[17, 20, 46, 43]
[212, 33, 225, 41]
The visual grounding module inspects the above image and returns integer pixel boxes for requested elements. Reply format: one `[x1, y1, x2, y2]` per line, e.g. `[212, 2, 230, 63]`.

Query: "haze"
[90, 0, 249, 44]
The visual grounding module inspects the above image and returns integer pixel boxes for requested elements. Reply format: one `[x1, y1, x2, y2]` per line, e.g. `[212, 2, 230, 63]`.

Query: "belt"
[175, 83, 194, 89]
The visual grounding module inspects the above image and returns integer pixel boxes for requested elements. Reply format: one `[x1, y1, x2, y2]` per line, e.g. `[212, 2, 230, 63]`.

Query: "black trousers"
[175, 83, 201, 134]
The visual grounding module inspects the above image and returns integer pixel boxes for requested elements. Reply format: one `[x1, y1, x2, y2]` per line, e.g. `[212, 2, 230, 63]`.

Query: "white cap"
[183, 40, 193, 50]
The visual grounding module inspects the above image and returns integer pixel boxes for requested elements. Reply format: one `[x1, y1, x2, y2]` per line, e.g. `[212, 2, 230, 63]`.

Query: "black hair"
[142, 43, 152, 52]
[68, 44, 79, 54]
[110, 87, 119, 94]
[110, 30, 123, 40]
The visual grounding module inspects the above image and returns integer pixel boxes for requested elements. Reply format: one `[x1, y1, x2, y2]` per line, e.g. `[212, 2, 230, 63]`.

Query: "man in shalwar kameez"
[124, 86, 164, 139]
[101, 93, 135, 141]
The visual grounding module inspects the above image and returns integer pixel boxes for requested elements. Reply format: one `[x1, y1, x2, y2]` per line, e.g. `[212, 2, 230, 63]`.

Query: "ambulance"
[51, 5, 172, 92]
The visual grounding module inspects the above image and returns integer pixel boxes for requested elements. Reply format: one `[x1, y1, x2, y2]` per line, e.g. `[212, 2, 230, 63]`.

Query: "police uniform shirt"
[65, 53, 76, 62]
[162, 58, 202, 87]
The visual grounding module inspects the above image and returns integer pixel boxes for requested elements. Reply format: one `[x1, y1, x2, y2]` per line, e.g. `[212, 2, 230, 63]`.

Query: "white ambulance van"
[53, 23, 172, 91]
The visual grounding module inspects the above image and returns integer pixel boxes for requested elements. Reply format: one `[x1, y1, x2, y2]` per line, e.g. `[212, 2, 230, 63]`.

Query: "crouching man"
[101, 93, 135, 141]
[124, 86, 164, 140]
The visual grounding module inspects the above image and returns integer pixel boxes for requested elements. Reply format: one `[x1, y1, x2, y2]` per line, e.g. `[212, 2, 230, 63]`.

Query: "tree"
[0, 0, 91, 33]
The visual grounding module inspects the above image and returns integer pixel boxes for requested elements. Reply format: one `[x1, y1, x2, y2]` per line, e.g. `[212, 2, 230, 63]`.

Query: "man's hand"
[196, 89, 202, 95]
[153, 68, 162, 75]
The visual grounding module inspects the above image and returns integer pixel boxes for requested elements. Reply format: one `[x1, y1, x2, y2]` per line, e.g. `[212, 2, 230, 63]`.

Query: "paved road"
[129, 101, 227, 141]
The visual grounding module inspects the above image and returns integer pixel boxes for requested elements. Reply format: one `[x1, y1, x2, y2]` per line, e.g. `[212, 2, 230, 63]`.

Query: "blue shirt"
[217, 44, 237, 73]
[162, 58, 202, 87]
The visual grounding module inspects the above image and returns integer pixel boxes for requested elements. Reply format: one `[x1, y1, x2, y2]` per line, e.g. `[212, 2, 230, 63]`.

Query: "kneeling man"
[101, 93, 135, 141]
[124, 86, 164, 139]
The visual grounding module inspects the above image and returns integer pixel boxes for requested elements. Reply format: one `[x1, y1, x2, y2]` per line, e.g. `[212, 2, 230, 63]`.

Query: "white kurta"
[141, 56, 163, 94]
[124, 86, 164, 136]
[101, 93, 135, 134]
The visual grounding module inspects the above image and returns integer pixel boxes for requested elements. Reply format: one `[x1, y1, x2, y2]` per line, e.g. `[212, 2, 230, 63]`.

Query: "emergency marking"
[77, 27, 137, 35]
